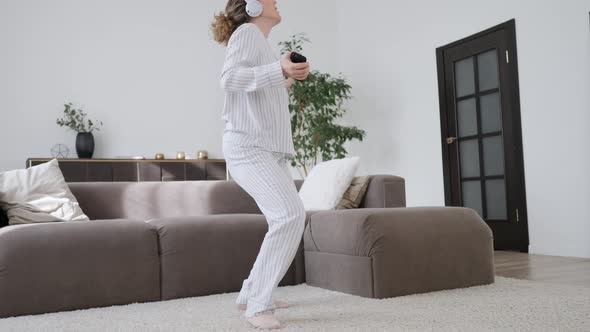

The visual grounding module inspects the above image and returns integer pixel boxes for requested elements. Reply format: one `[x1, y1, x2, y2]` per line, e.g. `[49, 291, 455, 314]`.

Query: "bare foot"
[246, 311, 281, 330]
[237, 300, 290, 311]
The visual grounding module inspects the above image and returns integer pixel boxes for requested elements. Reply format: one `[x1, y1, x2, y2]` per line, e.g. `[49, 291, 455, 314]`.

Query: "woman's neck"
[250, 18, 275, 39]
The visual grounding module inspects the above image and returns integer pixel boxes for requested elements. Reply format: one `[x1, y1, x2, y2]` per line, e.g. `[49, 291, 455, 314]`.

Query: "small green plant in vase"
[56, 103, 103, 158]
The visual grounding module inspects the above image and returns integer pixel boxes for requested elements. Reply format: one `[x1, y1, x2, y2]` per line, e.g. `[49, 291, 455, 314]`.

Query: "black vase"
[76, 132, 95, 159]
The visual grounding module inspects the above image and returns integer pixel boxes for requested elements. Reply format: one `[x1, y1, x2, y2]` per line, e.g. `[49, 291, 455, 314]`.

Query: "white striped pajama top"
[220, 23, 296, 157]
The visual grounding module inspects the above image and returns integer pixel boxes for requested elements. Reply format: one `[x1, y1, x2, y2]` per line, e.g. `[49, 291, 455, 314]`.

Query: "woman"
[211, 0, 310, 329]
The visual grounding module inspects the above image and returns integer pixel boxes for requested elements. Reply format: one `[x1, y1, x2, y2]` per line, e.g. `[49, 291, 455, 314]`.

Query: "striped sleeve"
[220, 25, 286, 92]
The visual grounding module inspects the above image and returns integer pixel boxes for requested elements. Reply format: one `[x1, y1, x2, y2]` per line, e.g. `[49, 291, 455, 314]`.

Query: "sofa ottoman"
[303, 207, 495, 298]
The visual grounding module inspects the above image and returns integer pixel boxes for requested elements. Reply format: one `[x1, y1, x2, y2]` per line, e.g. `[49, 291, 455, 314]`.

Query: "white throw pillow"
[298, 156, 360, 210]
[0, 158, 89, 225]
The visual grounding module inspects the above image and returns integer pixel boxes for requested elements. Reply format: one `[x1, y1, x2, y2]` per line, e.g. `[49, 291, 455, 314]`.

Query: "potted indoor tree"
[279, 33, 366, 178]
[56, 103, 103, 158]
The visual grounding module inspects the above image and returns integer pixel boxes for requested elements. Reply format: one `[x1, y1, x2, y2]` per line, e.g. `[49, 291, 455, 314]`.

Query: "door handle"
[447, 137, 458, 144]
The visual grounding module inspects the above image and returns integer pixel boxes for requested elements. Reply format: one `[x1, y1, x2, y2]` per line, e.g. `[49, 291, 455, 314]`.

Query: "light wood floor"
[494, 250, 590, 287]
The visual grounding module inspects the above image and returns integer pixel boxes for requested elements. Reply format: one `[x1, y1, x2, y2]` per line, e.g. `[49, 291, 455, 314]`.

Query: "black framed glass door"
[437, 19, 529, 251]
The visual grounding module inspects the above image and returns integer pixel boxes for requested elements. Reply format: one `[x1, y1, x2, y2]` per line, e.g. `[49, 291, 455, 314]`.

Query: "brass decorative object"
[197, 150, 208, 160]
[176, 151, 186, 160]
[155, 153, 165, 160]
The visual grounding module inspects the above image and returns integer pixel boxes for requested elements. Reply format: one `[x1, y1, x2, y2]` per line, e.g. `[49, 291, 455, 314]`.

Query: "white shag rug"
[1, 277, 589, 331]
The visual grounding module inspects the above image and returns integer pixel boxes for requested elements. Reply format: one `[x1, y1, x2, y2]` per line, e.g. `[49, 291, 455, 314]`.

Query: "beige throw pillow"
[0, 158, 89, 225]
[336, 175, 370, 209]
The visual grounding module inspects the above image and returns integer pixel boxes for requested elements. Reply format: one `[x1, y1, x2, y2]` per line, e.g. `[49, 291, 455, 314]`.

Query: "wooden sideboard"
[26, 158, 228, 182]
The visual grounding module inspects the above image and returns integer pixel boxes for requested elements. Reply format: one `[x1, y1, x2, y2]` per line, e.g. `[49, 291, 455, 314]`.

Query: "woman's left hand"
[281, 52, 310, 81]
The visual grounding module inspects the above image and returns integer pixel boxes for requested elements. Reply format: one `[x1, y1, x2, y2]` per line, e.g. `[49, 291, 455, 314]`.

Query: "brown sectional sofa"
[0, 175, 494, 318]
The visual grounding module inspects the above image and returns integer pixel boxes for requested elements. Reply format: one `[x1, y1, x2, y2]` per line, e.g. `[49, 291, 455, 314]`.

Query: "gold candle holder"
[197, 150, 208, 160]
[155, 153, 165, 160]
[176, 151, 186, 160]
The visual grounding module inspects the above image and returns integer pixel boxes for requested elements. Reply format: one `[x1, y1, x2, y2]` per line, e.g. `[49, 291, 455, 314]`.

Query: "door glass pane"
[483, 135, 505, 176]
[457, 98, 477, 137]
[477, 49, 499, 91]
[455, 57, 475, 98]
[486, 179, 507, 220]
[459, 139, 480, 178]
[462, 180, 483, 217]
[480, 93, 502, 133]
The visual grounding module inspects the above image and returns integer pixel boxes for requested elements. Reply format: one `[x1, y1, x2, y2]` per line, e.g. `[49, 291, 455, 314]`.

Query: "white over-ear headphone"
[245, 0, 263, 17]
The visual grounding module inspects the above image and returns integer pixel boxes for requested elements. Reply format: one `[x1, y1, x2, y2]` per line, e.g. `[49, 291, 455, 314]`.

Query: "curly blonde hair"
[211, 0, 250, 46]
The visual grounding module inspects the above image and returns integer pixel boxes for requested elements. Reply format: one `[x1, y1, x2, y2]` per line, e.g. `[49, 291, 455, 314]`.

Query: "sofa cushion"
[0, 219, 160, 318]
[148, 214, 312, 300]
[68, 180, 264, 220]
[298, 156, 360, 210]
[0, 158, 89, 225]
[336, 175, 370, 209]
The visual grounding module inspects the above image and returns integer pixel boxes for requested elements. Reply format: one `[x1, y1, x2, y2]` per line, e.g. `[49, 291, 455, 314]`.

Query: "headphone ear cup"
[246, 0, 263, 17]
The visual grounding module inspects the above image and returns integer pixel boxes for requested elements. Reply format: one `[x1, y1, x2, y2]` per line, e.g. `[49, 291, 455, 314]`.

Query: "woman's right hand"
[281, 52, 310, 81]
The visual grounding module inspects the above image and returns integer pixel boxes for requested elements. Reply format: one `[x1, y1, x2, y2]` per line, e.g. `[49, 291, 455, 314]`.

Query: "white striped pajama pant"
[222, 133, 306, 318]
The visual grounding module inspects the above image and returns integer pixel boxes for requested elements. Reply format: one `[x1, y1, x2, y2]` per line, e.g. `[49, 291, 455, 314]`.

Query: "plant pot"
[76, 132, 95, 159]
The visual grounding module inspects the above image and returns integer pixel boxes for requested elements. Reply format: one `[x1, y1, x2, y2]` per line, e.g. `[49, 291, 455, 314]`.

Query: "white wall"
[334, 0, 590, 258]
[0, 0, 338, 174]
